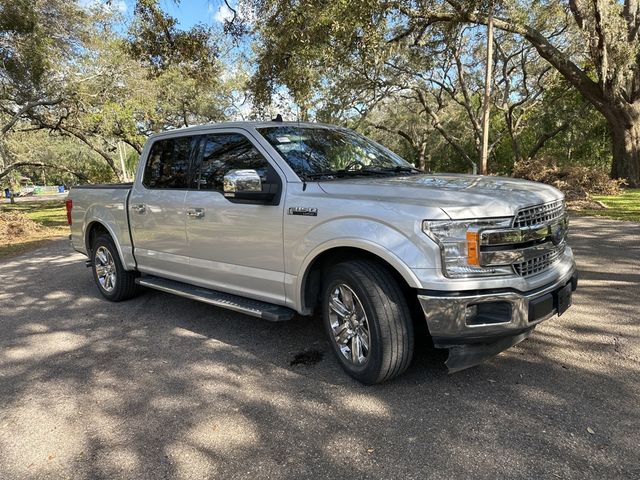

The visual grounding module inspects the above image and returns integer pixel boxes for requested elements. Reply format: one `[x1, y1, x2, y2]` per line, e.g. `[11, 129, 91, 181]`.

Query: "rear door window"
[143, 136, 195, 189]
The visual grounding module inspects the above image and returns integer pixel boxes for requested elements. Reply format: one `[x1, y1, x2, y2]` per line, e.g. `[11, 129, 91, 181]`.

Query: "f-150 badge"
[288, 207, 318, 216]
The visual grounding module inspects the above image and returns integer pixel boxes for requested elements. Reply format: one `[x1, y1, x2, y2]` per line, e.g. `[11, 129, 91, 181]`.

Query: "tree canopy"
[238, 0, 640, 184]
[0, 0, 637, 186]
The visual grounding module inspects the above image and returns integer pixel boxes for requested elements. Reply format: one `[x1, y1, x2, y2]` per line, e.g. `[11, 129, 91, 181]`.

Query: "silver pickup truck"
[67, 121, 577, 384]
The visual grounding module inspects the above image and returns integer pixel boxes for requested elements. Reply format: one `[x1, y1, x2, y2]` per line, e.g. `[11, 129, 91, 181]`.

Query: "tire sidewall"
[321, 264, 384, 383]
[91, 236, 124, 301]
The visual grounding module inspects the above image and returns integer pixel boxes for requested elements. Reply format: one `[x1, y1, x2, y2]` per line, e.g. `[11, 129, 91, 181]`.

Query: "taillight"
[65, 199, 73, 225]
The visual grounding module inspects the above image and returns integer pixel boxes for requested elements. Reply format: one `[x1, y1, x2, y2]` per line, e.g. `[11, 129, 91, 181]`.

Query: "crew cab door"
[182, 130, 286, 304]
[129, 134, 196, 279]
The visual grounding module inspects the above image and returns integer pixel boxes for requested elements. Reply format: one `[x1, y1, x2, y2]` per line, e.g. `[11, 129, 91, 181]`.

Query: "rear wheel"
[322, 260, 414, 384]
[91, 234, 138, 301]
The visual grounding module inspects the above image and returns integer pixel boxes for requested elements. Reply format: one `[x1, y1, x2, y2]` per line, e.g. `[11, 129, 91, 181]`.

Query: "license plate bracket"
[555, 283, 572, 316]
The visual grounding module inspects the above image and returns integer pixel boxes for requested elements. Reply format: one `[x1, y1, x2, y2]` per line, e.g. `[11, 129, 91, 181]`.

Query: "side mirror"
[223, 169, 277, 203]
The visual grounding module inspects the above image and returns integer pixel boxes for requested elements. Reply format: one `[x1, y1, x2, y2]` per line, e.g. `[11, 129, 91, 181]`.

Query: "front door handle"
[132, 204, 146, 214]
[186, 208, 205, 218]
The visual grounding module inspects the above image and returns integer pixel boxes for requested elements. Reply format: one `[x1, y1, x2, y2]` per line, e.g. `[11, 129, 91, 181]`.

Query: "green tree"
[412, 1, 640, 183]
[0, 0, 88, 181]
[24, 1, 244, 181]
[237, 0, 640, 184]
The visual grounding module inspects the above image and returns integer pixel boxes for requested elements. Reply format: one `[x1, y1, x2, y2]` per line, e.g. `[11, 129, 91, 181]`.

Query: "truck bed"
[71, 183, 133, 190]
[68, 184, 134, 268]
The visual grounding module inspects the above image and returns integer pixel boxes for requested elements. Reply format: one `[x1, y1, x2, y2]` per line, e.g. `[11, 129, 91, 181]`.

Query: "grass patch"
[0, 200, 69, 258]
[579, 188, 640, 222]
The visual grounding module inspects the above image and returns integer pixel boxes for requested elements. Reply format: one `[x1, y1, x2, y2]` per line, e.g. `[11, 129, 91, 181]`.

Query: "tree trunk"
[609, 119, 640, 187]
[419, 141, 428, 171]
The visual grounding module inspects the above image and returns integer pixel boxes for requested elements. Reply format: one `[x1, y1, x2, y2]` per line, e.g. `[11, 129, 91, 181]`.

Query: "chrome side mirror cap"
[223, 169, 278, 204]
[223, 169, 262, 197]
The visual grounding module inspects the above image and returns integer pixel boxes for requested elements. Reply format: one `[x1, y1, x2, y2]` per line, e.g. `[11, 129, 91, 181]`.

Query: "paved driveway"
[0, 217, 638, 479]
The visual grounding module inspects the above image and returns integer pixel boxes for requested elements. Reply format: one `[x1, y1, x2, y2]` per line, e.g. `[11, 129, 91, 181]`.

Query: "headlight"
[422, 218, 513, 278]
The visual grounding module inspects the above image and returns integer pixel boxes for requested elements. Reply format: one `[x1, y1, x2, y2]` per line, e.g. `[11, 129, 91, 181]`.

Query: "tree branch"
[526, 121, 571, 161]
[411, 9, 608, 113]
[1, 98, 62, 136]
[623, 0, 640, 41]
[0, 161, 89, 182]
[369, 123, 416, 150]
[412, 88, 477, 170]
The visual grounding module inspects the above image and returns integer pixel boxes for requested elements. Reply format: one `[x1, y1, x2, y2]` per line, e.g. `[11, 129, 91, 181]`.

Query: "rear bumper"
[417, 265, 578, 372]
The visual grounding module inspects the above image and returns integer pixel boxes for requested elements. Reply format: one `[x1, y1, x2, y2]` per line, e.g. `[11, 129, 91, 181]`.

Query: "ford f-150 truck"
[67, 121, 577, 384]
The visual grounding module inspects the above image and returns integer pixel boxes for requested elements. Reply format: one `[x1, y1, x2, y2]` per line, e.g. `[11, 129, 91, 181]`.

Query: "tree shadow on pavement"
[0, 217, 638, 479]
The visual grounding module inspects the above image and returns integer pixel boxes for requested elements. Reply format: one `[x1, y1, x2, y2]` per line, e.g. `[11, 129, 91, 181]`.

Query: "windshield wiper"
[300, 165, 423, 181]
[374, 165, 423, 174]
[301, 169, 385, 180]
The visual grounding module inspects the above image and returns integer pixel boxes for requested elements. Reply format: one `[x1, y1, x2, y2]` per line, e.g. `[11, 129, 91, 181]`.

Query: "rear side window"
[143, 136, 194, 189]
[193, 133, 270, 191]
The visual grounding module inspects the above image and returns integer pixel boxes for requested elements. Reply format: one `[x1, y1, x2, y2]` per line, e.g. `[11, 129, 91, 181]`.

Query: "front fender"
[289, 217, 440, 312]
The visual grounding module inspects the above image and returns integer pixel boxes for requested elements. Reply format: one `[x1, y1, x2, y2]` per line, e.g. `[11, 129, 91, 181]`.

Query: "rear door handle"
[186, 208, 205, 218]
[132, 204, 146, 214]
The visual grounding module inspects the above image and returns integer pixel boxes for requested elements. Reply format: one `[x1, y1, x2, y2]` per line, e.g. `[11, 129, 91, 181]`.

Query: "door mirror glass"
[223, 169, 263, 196]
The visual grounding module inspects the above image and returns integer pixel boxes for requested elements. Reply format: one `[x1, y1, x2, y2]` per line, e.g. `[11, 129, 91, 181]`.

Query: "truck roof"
[147, 121, 341, 140]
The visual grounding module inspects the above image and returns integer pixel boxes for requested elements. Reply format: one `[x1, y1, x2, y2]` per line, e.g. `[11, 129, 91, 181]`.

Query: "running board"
[136, 276, 295, 322]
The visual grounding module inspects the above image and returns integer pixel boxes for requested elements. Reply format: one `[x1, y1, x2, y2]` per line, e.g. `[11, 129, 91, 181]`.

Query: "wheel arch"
[298, 243, 421, 315]
[85, 221, 128, 268]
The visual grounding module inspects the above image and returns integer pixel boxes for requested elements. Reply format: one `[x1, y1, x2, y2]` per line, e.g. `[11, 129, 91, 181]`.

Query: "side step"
[136, 276, 295, 322]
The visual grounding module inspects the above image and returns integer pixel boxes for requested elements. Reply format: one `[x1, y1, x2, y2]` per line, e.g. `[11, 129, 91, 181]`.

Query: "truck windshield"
[258, 126, 418, 180]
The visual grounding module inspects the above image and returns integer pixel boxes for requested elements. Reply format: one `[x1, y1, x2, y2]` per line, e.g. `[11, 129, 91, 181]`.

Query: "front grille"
[510, 200, 567, 277]
[514, 200, 565, 228]
[513, 245, 565, 277]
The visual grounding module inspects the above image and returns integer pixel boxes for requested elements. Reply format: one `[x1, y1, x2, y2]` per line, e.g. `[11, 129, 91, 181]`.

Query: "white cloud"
[80, 0, 127, 14]
[213, 3, 234, 23]
[111, 0, 127, 13]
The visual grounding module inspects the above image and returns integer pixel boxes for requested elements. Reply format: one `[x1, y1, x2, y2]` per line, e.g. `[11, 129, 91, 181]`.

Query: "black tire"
[91, 233, 138, 302]
[321, 259, 414, 384]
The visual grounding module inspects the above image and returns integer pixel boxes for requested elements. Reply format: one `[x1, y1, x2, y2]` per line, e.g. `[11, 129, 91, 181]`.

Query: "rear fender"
[83, 204, 134, 269]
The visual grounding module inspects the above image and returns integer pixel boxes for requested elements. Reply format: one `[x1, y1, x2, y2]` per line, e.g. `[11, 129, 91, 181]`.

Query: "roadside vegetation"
[578, 189, 640, 223]
[0, 200, 68, 258]
[1, 0, 639, 247]
[2, 1, 640, 189]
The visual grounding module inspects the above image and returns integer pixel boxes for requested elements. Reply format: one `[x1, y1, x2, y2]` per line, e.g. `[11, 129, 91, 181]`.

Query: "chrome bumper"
[418, 265, 578, 371]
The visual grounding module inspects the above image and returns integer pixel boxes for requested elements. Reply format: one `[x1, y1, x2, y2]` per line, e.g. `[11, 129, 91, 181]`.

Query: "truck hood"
[317, 173, 563, 219]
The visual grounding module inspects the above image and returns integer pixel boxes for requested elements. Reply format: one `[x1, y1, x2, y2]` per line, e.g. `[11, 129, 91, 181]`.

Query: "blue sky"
[110, 0, 234, 28]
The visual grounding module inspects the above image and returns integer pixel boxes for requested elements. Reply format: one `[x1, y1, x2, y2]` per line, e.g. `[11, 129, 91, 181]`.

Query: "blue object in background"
[58, 185, 65, 193]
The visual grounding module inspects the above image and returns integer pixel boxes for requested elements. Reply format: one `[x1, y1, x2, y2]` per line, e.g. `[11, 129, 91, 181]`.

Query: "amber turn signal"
[466, 231, 480, 266]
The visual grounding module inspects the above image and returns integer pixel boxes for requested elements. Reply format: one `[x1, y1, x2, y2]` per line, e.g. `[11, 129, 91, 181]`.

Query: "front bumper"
[418, 265, 578, 372]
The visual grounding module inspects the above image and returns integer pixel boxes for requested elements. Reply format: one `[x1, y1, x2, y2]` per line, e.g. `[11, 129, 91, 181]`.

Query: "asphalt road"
[0, 216, 638, 479]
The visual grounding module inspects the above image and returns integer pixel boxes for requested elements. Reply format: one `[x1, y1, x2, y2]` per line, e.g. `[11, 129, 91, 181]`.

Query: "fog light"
[465, 302, 512, 326]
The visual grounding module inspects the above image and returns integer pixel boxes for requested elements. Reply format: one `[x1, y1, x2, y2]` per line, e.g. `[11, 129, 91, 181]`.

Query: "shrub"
[512, 157, 626, 207]
[0, 211, 42, 242]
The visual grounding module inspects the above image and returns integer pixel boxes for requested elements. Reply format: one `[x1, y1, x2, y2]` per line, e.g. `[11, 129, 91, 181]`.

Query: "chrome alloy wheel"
[94, 246, 116, 293]
[328, 284, 371, 365]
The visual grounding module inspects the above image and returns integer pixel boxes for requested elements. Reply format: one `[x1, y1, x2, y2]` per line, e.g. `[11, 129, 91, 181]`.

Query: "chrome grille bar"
[514, 199, 565, 228]
[480, 217, 568, 246]
[513, 247, 564, 277]
[480, 241, 565, 267]
[475, 199, 567, 278]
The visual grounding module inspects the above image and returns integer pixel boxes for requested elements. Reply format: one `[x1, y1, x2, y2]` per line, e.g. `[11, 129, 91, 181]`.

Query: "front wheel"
[322, 260, 414, 384]
[91, 234, 138, 302]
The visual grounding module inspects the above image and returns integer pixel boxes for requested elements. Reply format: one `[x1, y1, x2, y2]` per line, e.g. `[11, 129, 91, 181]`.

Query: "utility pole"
[118, 141, 128, 182]
[480, 4, 494, 175]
